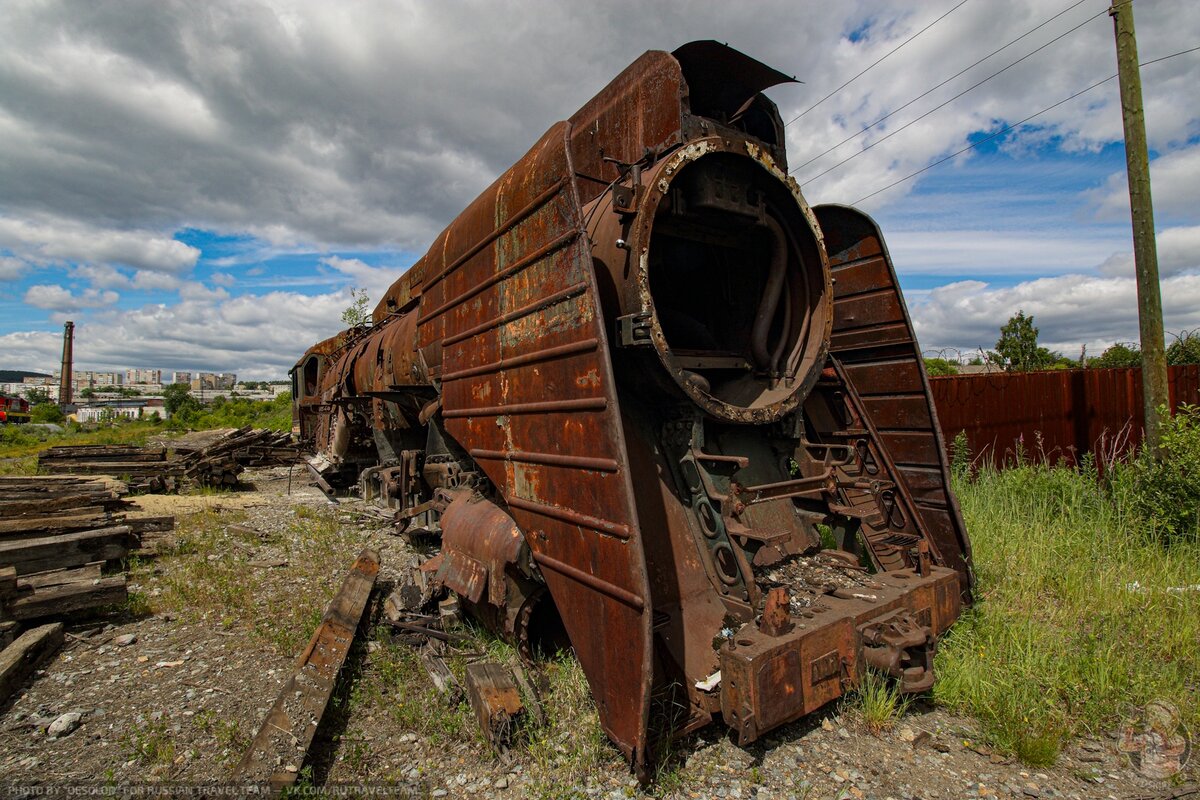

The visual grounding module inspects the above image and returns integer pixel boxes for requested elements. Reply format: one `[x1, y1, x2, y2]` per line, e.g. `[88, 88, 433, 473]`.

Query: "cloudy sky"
[1, 0, 1198, 378]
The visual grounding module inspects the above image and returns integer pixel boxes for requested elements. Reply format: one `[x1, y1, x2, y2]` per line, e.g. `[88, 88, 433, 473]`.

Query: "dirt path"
[0, 469, 1184, 798]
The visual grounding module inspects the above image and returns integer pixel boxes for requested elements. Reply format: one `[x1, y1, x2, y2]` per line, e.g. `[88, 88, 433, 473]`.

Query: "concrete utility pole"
[1110, 0, 1170, 456]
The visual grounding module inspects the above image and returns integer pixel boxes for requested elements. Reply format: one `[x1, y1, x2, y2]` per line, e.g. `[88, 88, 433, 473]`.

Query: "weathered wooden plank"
[40, 452, 168, 463]
[0, 566, 16, 600]
[0, 495, 129, 518]
[0, 512, 114, 539]
[18, 562, 104, 590]
[420, 651, 462, 703]
[0, 526, 134, 576]
[0, 475, 119, 483]
[0, 622, 63, 704]
[464, 662, 525, 749]
[0, 482, 120, 494]
[125, 516, 175, 534]
[0, 510, 113, 534]
[41, 462, 184, 476]
[0, 489, 123, 503]
[41, 445, 165, 456]
[235, 548, 380, 787]
[5, 577, 127, 620]
[305, 462, 336, 496]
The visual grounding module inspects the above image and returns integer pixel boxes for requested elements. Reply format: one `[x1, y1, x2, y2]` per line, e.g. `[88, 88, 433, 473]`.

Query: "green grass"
[0, 391, 291, 464]
[355, 617, 620, 796]
[846, 669, 912, 734]
[363, 634, 477, 745]
[193, 709, 250, 768]
[934, 461, 1200, 765]
[0, 418, 161, 459]
[123, 719, 177, 768]
[524, 653, 620, 800]
[157, 504, 366, 657]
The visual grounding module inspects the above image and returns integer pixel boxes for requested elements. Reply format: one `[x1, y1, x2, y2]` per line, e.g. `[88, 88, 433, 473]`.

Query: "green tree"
[1167, 330, 1200, 366]
[341, 287, 372, 327]
[79, 387, 96, 399]
[24, 387, 52, 405]
[1093, 342, 1142, 369]
[923, 357, 959, 377]
[30, 402, 65, 424]
[162, 382, 200, 417]
[987, 311, 1058, 372]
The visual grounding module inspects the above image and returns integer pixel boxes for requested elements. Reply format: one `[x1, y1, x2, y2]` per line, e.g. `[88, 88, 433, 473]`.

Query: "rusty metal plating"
[291, 41, 973, 776]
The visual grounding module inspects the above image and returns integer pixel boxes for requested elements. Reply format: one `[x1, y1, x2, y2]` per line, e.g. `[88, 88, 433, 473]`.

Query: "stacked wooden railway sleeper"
[176, 426, 301, 468]
[34, 429, 299, 492]
[176, 427, 299, 486]
[37, 444, 183, 493]
[0, 475, 175, 697]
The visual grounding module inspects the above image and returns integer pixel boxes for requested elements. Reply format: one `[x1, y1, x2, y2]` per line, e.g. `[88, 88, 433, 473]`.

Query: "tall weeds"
[935, 434, 1200, 765]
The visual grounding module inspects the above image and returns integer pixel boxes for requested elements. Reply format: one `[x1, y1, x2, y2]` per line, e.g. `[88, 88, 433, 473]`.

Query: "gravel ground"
[0, 467, 1187, 799]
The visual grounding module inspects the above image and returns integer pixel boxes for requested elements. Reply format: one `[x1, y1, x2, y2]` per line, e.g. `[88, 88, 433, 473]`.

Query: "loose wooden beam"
[6, 576, 127, 620]
[464, 662, 525, 749]
[18, 562, 103, 590]
[41, 462, 183, 476]
[0, 526, 133, 576]
[0, 622, 64, 704]
[234, 548, 379, 788]
[125, 516, 175, 535]
[0, 503, 127, 521]
[0, 512, 114, 539]
[420, 651, 462, 703]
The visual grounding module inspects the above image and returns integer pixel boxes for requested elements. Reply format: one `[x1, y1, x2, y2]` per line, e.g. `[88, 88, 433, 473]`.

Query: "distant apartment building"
[190, 372, 237, 391]
[22, 375, 56, 386]
[54, 370, 123, 388]
[171, 371, 192, 386]
[126, 368, 162, 385]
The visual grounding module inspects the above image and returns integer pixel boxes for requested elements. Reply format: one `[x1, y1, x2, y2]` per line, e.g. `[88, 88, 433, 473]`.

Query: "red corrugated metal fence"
[929, 365, 1200, 467]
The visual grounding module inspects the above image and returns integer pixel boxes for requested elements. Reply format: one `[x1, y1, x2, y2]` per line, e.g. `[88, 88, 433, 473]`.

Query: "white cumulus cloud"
[24, 284, 120, 311]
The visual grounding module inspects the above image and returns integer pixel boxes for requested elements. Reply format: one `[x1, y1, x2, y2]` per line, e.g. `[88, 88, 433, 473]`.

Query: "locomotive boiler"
[292, 41, 973, 772]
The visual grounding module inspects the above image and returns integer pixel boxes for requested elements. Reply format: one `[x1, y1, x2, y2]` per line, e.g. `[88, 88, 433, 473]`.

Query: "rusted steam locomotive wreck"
[292, 42, 974, 773]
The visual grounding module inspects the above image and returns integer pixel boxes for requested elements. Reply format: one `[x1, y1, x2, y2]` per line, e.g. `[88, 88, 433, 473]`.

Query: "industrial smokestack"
[59, 320, 74, 407]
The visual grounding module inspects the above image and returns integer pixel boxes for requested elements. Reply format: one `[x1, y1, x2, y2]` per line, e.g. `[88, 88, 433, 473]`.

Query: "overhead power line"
[784, 0, 973, 128]
[796, 5, 1110, 186]
[791, 0, 1092, 175]
[849, 45, 1200, 205]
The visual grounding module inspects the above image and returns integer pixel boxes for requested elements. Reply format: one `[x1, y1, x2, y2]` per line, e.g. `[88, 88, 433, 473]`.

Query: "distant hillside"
[0, 370, 52, 383]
